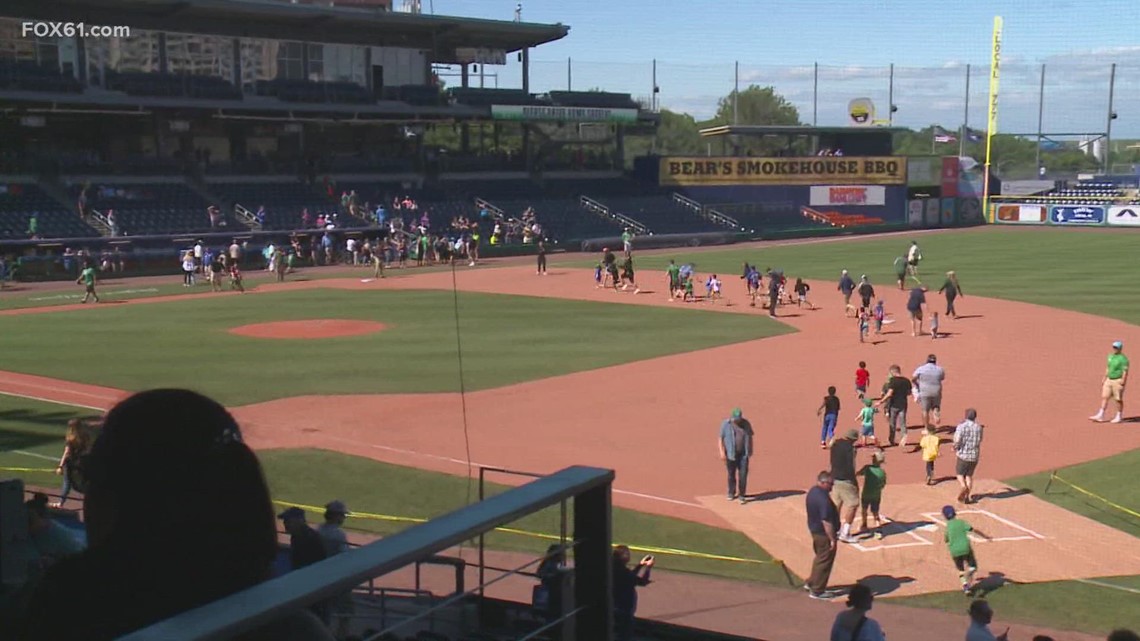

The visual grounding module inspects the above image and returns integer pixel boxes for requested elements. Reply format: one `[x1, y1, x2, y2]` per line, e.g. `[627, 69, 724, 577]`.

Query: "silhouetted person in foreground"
[14, 389, 333, 641]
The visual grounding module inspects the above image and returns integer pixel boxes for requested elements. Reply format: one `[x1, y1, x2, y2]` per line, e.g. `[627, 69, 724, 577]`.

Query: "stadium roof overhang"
[699, 125, 909, 137]
[2, 0, 569, 62]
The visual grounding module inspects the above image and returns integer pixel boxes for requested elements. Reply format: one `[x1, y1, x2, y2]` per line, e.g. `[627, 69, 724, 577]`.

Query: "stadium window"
[276, 41, 304, 80]
[166, 33, 234, 80]
[306, 43, 324, 81]
[0, 17, 54, 65]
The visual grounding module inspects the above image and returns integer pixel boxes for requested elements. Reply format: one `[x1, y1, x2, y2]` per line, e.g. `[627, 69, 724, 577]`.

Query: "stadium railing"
[119, 465, 616, 641]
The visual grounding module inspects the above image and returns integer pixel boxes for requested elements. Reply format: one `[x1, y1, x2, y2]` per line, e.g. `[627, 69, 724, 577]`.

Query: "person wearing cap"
[319, 501, 354, 639]
[717, 407, 754, 503]
[280, 506, 328, 571]
[857, 274, 875, 311]
[838, 269, 856, 310]
[912, 354, 946, 431]
[829, 428, 860, 543]
[942, 505, 992, 596]
[952, 409, 984, 504]
[805, 470, 840, 600]
[1090, 341, 1129, 424]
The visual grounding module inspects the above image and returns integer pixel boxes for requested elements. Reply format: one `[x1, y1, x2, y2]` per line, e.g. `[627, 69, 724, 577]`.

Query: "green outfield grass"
[0, 289, 789, 405]
[562, 227, 1140, 325]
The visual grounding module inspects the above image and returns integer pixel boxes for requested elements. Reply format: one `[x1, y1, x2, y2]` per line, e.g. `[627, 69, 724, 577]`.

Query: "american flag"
[933, 126, 957, 144]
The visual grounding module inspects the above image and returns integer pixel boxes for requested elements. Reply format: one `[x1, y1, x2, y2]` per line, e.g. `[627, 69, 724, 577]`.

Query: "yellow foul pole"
[982, 16, 1003, 222]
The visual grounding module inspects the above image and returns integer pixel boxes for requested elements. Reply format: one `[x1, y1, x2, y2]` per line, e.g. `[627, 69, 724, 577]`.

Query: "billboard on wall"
[1107, 205, 1140, 226]
[940, 198, 956, 225]
[659, 157, 906, 186]
[907, 199, 925, 227]
[941, 157, 960, 197]
[809, 185, 886, 206]
[995, 204, 1046, 223]
[1051, 205, 1105, 225]
[924, 198, 940, 226]
[490, 105, 638, 122]
[907, 157, 941, 187]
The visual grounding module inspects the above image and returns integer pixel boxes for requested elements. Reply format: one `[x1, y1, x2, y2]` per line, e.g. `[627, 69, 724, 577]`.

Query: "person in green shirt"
[76, 263, 99, 304]
[621, 228, 633, 255]
[1091, 340, 1129, 423]
[893, 256, 907, 290]
[666, 260, 681, 301]
[941, 505, 991, 594]
[858, 450, 887, 538]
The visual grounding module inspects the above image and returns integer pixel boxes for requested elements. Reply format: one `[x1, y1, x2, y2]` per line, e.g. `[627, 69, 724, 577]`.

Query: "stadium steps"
[183, 175, 245, 229]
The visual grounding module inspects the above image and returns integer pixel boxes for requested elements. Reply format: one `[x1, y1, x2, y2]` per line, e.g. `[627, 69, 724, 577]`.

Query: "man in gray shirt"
[912, 354, 945, 430]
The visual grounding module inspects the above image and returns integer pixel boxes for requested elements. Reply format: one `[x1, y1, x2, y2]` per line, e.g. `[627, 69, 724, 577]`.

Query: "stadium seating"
[447, 88, 542, 106]
[1024, 182, 1140, 205]
[0, 183, 99, 238]
[547, 90, 639, 110]
[69, 182, 222, 235]
[491, 198, 623, 240]
[380, 85, 443, 107]
[591, 195, 722, 234]
[207, 181, 331, 230]
[0, 61, 83, 93]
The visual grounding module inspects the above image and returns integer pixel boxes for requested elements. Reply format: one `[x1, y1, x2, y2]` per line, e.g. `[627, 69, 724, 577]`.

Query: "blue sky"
[428, 0, 1140, 137]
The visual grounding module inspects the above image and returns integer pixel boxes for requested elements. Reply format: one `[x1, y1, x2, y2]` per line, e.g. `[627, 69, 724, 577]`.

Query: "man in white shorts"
[906, 241, 922, 282]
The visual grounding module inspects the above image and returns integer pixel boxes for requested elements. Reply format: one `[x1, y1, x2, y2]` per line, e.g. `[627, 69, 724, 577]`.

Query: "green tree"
[709, 85, 801, 127]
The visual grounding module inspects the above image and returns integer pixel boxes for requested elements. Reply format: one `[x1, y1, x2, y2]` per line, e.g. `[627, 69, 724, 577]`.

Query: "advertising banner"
[959, 197, 982, 223]
[1051, 205, 1105, 225]
[490, 105, 638, 123]
[941, 157, 960, 197]
[995, 204, 1046, 223]
[1107, 205, 1140, 226]
[924, 198, 940, 226]
[809, 185, 886, 206]
[940, 198, 956, 225]
[659, 157, 906, 186]
[907, 157, 940, 187]
[908, 199, 925, 228]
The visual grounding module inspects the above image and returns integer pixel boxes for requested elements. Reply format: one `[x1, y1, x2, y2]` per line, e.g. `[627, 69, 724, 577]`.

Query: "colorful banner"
[924, 198, 940, 227]
[659, 157, 906, 186]
[809, 185, 886, 206]
[490, 105, 638, 123]
[995, 203, 1046, 223]
[1051, 205, 1105, 225]
[1107, 205, 1140, 226]
[941, 157, 960, 197]
[907, 199, 925, 227]
[940, 198, 956, 225]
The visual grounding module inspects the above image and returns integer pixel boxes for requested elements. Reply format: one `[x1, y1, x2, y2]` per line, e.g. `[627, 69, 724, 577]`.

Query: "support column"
[573, 483, 613, 641]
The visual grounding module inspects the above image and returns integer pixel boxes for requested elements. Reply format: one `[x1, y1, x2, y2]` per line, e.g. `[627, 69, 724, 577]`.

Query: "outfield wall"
[990, 202, 1140, 227]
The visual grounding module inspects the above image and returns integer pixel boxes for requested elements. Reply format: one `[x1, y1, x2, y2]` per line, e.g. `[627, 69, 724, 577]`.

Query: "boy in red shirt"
[855, 361, 870, 399]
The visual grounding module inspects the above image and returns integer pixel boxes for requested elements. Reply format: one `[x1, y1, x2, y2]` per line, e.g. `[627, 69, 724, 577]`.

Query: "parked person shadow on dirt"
[847, 574, 916, 597]
[973, 571, 1018, 597]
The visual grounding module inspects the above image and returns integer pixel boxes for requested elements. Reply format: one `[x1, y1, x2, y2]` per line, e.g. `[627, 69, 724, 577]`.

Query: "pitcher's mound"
[229, 320, 387, 339]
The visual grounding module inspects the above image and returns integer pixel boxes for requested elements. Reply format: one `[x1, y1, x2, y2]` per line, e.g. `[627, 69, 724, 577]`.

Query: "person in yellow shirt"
[920, 425, 940, 486]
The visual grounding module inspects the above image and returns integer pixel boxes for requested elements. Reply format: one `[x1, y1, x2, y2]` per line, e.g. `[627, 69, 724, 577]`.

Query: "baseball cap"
[1112, 340, 1123, 349]
[731, 408, 743, 419]
[841, 269, 848, 275]
[278, 506, 306, 521]
[325, 500, 350, 515]
[864, 398, 874, 407]
[845, 428, 859, 440]
[942, 505, 956, 520]
[927, 354, 937, 363]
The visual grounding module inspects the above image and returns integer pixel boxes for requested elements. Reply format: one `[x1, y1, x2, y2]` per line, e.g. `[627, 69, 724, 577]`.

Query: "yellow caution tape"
[272, 499, 782, 566]
[1049, 472, 1140, 520]
[0, 466, 56, 473]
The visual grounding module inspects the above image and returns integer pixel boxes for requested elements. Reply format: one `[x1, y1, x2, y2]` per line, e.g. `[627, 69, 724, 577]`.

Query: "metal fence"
[443, 58, 1140, 144]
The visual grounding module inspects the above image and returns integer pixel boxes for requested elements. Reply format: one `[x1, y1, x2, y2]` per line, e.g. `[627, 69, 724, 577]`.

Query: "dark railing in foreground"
[118, 465, 616, 641]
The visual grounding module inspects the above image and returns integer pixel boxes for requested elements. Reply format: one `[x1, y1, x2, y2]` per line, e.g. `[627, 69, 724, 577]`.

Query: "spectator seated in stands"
[24, 493, 85, 575]
[14, 389, 334, 641]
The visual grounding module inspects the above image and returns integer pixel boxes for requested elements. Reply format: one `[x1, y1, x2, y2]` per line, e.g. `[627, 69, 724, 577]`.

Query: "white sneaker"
[1110, 414, 1123, 424]
[1089, 412, 1105, 422]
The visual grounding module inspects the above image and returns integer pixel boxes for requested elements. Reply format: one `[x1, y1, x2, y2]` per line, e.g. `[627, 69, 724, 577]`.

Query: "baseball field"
[1, 225, 1138, 637]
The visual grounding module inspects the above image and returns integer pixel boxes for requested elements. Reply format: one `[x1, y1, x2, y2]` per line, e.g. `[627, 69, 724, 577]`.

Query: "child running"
[746, 266, 761, 307]
[931, 311, 941, 339]
[858, 450, 887, 539]
[683, 274, 695, 302]
[855, 361, 870, 399]
[858, 307, 871, 343]
[707, 274, 722, 302]
[228, 260, 245, 293]
[942, 505, 992, 595]
[857, 397, 878, 447]
[793, 278, 813, 309]
[920, 424, 940, 485]
[76, 262, 100, 303]
[817, 386, 840, 448]
[873, 300, 886, 335]
[666, 260, 681, 301]
[594, 261, 604, 288]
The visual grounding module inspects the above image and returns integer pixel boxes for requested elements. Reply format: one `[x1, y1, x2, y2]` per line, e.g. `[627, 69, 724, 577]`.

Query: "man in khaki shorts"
[1090, 340, 1129, 424]
[829, 428, 861, 543]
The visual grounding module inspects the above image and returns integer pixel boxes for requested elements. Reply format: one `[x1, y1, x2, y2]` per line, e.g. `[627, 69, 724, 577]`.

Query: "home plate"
[360, 279, 376, 283]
